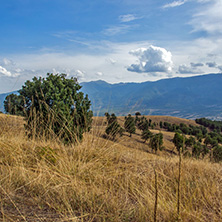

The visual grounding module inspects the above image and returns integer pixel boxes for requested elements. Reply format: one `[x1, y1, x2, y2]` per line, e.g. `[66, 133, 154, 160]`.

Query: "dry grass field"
[0, 114, 221, 221]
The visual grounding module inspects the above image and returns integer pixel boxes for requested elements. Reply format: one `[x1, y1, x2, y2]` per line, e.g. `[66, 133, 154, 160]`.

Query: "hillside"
[0, 113, 221, 221]
[81, 73, 222, 119]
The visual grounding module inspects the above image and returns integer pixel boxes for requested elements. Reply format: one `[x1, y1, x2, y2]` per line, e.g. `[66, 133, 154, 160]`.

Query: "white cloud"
[218, 66, 222, 71]
[0, 65, 12, 76]
[119, 14, 139, 23]
[96, 72, 103, 76]
[162, 0, 187, 9]
[190, 0, 222, 35]
[74, 69, 85, 79]
[127, 45, 173, 73]
[52, 68, 85, 80]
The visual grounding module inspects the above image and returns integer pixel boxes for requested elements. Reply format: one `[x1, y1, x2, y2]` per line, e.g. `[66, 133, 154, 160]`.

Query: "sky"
[0, 0, 222, 93]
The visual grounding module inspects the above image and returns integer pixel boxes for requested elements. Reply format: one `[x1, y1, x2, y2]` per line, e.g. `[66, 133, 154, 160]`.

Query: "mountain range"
[1, 73, 222, 119]
[80, 73, 222, 119]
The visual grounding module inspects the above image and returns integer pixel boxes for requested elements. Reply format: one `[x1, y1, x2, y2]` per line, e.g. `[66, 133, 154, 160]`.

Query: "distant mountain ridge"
[80, 73, 222, 119]
[0, 91, 18, 113]
[1, 73, 222, 119]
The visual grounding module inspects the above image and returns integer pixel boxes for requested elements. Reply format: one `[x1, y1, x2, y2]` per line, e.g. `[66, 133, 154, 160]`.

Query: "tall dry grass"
[0, 114, 221, 221]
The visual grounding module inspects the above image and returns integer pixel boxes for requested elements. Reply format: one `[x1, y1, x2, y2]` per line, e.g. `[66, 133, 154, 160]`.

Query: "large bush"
[4, 73, 93, 143]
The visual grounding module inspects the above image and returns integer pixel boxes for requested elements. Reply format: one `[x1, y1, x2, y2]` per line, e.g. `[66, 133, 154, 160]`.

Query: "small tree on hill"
[141, 129, 153, 143]
[149, 133, 164, 153]
[173, 132, 185, 152]
[105, 113, 124, 140]
[137, 118, 149, 131]
[212, 145, 222, 162]
[135, 112, 141, 125]
[124, 114, 136, 137]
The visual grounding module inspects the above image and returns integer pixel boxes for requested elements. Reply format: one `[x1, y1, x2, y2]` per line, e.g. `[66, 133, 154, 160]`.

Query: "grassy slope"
[0, 114, 221, 221]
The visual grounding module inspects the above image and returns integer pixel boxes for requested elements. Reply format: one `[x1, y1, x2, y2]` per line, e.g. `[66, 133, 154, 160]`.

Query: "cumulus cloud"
[162, 0, 187, 9]
[119, 14, 139, 23]
[127, 45, 173, 73]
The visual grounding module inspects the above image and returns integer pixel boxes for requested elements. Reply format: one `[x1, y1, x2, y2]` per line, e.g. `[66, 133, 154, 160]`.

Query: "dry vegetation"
[0, 114, 221, 221]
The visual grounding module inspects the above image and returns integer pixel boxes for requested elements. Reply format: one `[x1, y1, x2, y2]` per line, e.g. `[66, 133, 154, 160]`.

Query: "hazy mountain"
[1, 74, 222, 119]
[0, 91, 18, 112]
[0, 93, 9, 112]
[81, 73, 222, 119]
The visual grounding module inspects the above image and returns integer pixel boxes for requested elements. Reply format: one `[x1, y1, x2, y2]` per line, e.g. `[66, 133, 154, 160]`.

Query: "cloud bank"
[127, 45, 173, 73]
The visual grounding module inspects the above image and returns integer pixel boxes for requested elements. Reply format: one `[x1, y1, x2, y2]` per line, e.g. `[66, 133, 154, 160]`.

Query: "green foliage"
[196, 117, 222, 132]
[192, 142, 202, 159]
[135, 112, 141, 116]
[124, 114, 136, 137]
[149, 133, 163, 153]
[212, 145, 222, 162]
[141, 129, 153, 143]
[6, 73, 93, 143]
[185, 136, 195, 149]
[4, 93, 24, 116]
[105, 113, 124, 140]
[173, 132, 185, 152]
[137, 116, 149, 131]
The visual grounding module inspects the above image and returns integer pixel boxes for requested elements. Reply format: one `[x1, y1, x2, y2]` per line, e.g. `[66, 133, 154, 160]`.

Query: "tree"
[141, 129, 153, 143]
[105, 121, 124, 140]
[149, 133, 163, 153]
[212, 145, 222, 162]
[137, 118, 149, 131]
[135, 112, 141, 125]
[185, 136, 195, 149]
[173, 132, 185, 152]
[4, 93, 24, 116]
[6, 73, 93, 143]
[192, 142, 202, 159]
[124, 114, 136, 137]
[105, 113, 124, 140]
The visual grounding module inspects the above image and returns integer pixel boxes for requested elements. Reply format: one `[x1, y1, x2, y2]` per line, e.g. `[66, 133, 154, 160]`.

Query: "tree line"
[104, 113, 222, 162]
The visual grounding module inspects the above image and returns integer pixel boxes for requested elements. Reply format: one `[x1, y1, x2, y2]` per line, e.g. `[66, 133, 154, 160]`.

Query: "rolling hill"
[0, 113, 221, 221]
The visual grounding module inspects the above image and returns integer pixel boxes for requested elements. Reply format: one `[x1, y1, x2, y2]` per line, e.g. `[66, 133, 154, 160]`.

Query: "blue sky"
[0, 0, 222, 93]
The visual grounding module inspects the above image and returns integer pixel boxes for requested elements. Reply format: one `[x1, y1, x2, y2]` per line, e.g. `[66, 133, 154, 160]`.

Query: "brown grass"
[0, 114, 221, 221]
